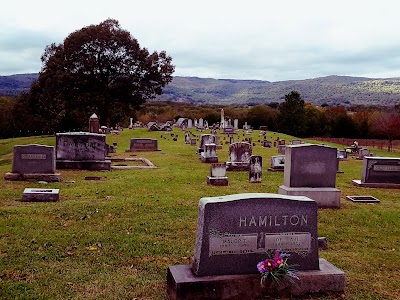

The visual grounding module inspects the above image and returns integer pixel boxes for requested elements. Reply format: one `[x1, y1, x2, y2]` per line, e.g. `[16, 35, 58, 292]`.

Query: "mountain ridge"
[1, 73, 400, 106]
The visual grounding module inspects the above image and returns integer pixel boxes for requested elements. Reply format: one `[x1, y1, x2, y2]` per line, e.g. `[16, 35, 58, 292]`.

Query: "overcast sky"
[1, 0, 400, 81]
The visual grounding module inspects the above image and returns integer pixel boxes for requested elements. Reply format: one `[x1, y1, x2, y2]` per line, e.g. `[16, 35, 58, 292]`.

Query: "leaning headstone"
[249, 155, 262, 183]
[126, 138, 160, 152]
[278, 144, 341, 208]
[56, 132, 111, 171]
[268, 155, 285, 172]
[167, 193, 345, 299]
[22, 188, 60, 202]
[4, 144, 61, 182]
[201, 144, 218, 163]
[352, 156, 400, 188]
[226, 142, 252, 171]
[207, 163, 228, 186]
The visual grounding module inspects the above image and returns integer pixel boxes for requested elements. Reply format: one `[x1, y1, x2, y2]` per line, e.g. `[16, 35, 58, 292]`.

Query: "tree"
[371, 112, 400, 151]
[245, 105, 279, 131]
[278, 91, 306, 137]
[22, 19, 174, 131]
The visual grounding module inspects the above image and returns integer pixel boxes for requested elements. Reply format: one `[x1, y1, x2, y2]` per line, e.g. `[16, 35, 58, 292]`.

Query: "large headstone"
[167, 193, 345, 299]
[278, 144, 341, 208]
[207, 163, 228, 186]
[352, 156, 400, 188]
[126, 138, 159, 152]
[56, 132, 111, 170]
[4, 144, 61, 182]
[226, 142, 252, 171]
[201, 144, 218, 163]
[193, 193, 319, 276]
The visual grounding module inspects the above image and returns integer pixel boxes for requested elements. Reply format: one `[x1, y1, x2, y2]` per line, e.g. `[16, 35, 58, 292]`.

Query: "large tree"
[22, 18, 174, 131]
[278, 91, 306, 137]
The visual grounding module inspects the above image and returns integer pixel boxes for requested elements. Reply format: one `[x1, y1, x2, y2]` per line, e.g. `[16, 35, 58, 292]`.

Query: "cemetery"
[0, 127, 399, 299]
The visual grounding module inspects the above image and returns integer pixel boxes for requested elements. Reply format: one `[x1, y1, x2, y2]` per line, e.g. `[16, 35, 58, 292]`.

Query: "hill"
[1, 73, 400, 106]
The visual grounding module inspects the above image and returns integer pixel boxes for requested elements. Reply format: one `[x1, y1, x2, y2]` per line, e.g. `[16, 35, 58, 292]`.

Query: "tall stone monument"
[88, 113, 100, 133]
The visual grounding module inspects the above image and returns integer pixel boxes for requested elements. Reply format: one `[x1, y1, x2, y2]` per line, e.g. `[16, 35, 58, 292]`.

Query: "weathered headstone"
[126, 138, 160, 152]
[207, 163, 228, 186]
[56, 132, 111, 170]
[201, 144, 218, 163]
[88, 113, 100, 133]
[278, 144, 286, 154]
[167, 193, 345, 299]
[233, 119, 239, 130]
[268, 155, 285, 172]
[226, 142, 252, 171]
[262, 140, 272, 148]
[358, 148, 370, 160]
[278, 144, 341, 208]
[337, 149, 347, 160]
[291, 139, 302, 145]
[249, 155, 262, 183]
[198, 134, 217, 153]
[4, 144, 61, 182]
[187, 119, 193, 128]
[352, 156, 400, 188]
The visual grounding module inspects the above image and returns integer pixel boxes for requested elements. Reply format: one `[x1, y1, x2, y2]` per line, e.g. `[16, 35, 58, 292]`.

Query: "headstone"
[185, 132, 191, 144]
[198, 118, 204, 128]
[167, 193, 345, 299]
[337, 149, 347, 160]
[198, 134, 217, 153]
[358, 148, 370, 160]
[226, 142, 252, 171]
[249, 155, 262, 183]
[201, 144, 218, 163]
[129, 117, 133, 128]
[207, 163, 228, 186]
[190, 138, 197, 146]
[187, 119, 193, 129]
[278, 144, 286, 154]
[56, 132, 111, 170]
[278, 144, 341, 208]
[262, 140, 272, 148]
[352, 156, 400, 188]
[229, 136, 234, 144]
[22, 188, 60, 202]
[233, 119, 239, 130]
[268, 155, 285, 172]
[222, 126, 235, 134]
[291, 139, 301, 145]
[126, 138, 160, 152]
[4, 144, 61, 182]
[89, 113, 100, 133]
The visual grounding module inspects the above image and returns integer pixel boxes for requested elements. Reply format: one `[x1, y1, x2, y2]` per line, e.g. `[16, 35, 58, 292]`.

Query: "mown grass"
[0, 129, 399, 300]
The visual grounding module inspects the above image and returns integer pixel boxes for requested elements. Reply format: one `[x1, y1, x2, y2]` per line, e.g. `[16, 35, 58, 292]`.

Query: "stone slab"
[56, 160, 111, 171]
[207, 177, 228, 186]
[201, 156, 219, 163]
[352, 179, 400, 189]
[22, 188, 60, 202]
[278, 185, 341, 209]
[226, 162, 249, 171]
[346, 195, 380, 203]
[167, 259, 345, 300]
[4, 173, 61, 182]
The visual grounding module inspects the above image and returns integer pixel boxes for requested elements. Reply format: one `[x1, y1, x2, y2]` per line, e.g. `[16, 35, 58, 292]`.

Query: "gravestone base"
[167, 259, 345, 300]
[226, 162, 249, 171]
[352, 180, 400, 189]
[22, 188, 60, 202]
[125, 148, 161, 152]
[201, 156, 219, 163]
[207, 176, 228, 186]
[56, 160, 111, 171]
[4, 173, 61, 182]
[267, 168, 284, 172]
[278, 186, 341, 208]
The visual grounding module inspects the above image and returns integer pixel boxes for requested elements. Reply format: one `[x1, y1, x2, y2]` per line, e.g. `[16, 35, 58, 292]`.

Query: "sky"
[1, 0, 400, 82]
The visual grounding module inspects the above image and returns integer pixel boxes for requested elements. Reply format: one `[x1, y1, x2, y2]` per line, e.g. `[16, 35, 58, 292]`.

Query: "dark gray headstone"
[284, 144, 337, 188]
[56, 132, 107, 161]
[126, 138, 159, 151]
[12, 144, 55, 174]
[249, 156, 262, 183]
[193, 193, 319, 276]
[361, 156, 400, 184]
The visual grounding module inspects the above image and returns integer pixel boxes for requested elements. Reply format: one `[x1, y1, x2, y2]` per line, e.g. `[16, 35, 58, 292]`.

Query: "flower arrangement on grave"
[257, 250, 299, 288]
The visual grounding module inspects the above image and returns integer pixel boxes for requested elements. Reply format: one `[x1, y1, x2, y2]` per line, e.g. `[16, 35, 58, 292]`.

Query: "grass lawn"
[0, 128, 399, 300]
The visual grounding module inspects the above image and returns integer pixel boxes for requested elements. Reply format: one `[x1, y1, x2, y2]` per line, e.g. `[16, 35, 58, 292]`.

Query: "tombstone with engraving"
[201, 144, 218, 163]
[56, 132, 111, 170]
[198, 134, 217, 153]
[352, 156, 400, 188]
[226, 142, 252, 171]
[249, 155, 262, 183]
[278, 144, 341, 208]
[268, 155, 285, 172]
[207, 163, 228, 186]
[167, 193, 345, 299]
[4, 144, 61, 182]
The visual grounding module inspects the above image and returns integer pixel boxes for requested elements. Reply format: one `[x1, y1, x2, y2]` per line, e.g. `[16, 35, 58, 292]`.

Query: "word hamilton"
[239, 214, 308, 227]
